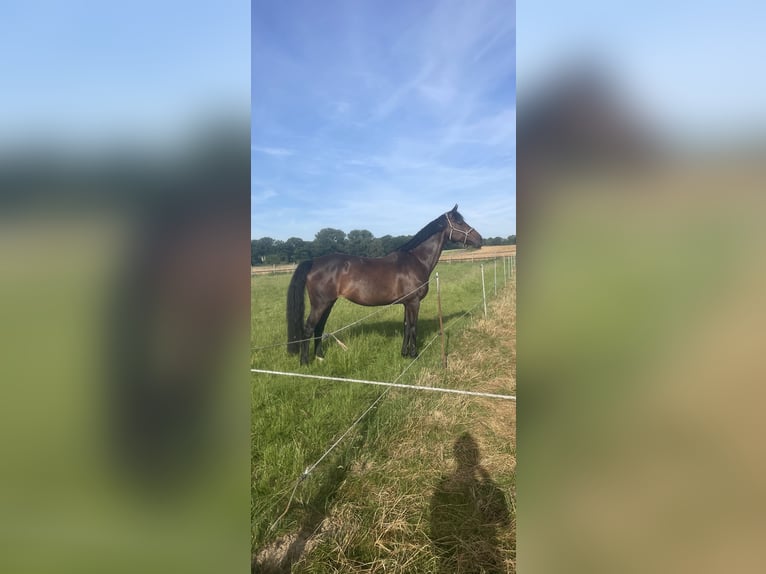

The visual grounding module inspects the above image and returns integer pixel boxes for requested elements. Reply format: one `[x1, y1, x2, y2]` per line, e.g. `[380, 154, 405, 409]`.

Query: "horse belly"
[341, 275, 400, 307]
[343, 286, 394, 306]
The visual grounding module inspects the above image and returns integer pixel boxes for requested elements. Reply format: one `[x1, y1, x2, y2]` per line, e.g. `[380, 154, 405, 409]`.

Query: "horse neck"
[408, 227, 447, 273]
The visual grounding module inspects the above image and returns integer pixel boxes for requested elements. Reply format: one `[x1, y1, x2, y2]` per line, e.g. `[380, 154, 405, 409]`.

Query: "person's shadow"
[429, 432, 511, 573]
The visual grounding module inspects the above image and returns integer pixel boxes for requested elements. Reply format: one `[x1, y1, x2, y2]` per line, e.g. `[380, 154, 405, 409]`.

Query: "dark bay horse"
[287, 205, 482, 364]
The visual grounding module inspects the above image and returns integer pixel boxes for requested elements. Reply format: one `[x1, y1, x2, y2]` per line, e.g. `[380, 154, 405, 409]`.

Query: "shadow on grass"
[252, 464, 348, 574]
[430, 432, 511, 574]
[252, 402, 381, 573]
[329, 312, 468, 347]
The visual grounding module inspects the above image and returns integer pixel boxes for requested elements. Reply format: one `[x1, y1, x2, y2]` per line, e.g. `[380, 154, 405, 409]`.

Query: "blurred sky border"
[517, 0, 766, 147]
[0, 0, 250, 151]
[251, 0, 516, 241]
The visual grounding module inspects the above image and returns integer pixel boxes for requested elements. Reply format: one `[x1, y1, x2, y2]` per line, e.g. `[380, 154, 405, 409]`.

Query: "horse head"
[446, 205, 483, 248]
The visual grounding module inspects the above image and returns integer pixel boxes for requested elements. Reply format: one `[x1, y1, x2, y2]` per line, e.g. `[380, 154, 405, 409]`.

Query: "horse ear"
[451, 204, 458, 213]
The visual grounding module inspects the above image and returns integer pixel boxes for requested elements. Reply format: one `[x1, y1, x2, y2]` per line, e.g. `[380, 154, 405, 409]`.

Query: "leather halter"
[445, 213, 474, 247]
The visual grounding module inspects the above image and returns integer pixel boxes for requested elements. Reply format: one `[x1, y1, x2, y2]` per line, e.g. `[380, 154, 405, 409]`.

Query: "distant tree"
[297, 243, 313, 261]
[508, 235, 516, 245]
[378, 234, 413, 253]
[394, 235, 413, 251]
[284, 236, 310, 263]
[251, 237, 275, 265]
[313, 228, 347, 257]
[379, 234, 395, 254]
[395, 235, 412, 248]
[272, 239, 287, 262]
[347, 229, 374, 256]
[250, 223, 505, 264]
[368, 237, 385, 257]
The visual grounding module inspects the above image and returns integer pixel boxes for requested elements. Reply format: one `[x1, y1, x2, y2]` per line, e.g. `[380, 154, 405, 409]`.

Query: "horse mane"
[397, 210, 465, 252]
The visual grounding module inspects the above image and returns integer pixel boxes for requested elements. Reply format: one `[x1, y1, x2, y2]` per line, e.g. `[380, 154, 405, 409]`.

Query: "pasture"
[251, 258, 516, 572]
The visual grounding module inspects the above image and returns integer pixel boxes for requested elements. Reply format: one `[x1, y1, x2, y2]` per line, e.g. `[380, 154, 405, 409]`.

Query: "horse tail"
[286, 260, 313, 354]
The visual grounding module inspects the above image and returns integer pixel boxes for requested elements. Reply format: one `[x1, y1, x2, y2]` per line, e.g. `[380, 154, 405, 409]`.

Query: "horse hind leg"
[299, 324, 311, 365]
[301, 300, 334, 364]
[313, 299, 336, 359]
[301, 306, 320, 364]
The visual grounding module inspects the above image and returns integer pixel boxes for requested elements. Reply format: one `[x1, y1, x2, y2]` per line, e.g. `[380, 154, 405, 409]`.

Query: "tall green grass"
[251, 260, 508, 551]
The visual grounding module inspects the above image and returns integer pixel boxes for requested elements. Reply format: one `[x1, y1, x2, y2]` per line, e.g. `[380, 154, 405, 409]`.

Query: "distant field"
[440, 244, 516, 262]
[251, 263, 297, 276]
[251, 245, 516, 276]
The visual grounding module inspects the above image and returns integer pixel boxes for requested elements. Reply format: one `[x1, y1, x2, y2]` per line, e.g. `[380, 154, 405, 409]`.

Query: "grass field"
[251, 259, 516, 572]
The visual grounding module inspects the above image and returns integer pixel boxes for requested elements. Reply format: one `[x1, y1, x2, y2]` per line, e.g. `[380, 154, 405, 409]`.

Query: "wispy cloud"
[251, 145, 294, 157]
[251, 188, 277, 205]
[252, 0, 515, 240]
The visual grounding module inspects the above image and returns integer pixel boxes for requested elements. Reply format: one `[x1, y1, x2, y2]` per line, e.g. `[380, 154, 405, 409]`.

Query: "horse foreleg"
[401, 304, 410, 357]
[408, 300, 421, 358]
[401, 301, 420, 358]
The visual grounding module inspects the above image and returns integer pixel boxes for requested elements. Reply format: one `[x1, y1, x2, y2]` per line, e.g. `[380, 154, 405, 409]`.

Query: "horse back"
[309, 252, 427, 306]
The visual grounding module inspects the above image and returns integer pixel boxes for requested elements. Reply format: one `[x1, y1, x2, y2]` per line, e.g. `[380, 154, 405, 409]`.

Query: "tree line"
[252, 228, 516, 265]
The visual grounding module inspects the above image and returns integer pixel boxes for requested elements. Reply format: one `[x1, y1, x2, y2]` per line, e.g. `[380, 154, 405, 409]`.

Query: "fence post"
[481, 263, 487, 318]
[436, 273, 447, 369]
[503, 256, 507, 286]
[494, 258, 497, 296]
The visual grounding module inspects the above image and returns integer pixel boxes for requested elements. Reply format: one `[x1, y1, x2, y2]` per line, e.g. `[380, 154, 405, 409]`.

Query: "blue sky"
[251, 0, 516, 240]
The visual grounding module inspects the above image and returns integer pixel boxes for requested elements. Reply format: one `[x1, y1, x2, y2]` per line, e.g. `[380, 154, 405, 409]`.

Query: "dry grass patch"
[441, 244, 517, 262]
